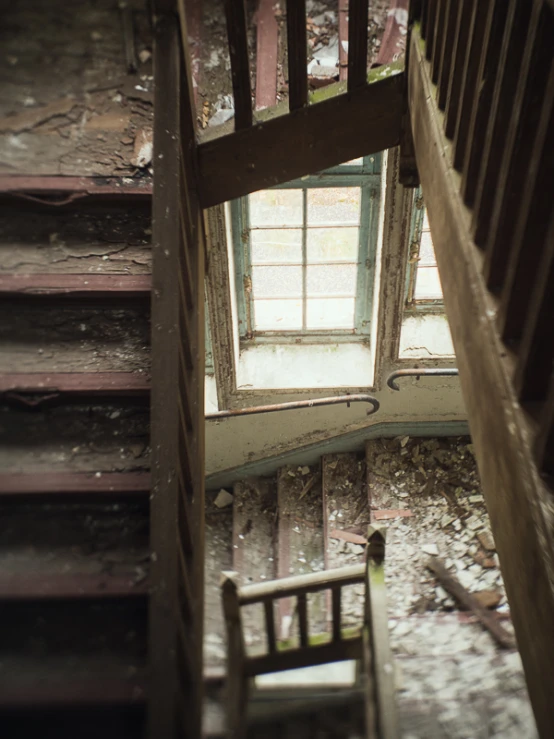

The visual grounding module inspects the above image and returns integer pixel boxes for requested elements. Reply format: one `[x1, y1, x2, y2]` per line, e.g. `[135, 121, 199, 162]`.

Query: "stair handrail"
[206, 394, 379, 420]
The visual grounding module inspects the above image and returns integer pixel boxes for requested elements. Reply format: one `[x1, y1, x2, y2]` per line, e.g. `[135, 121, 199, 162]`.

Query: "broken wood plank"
[196, 66, 404, 207]
[426, 557, 514, 649]
[372, 509, 413, 521]
[329, 529, 366, 546]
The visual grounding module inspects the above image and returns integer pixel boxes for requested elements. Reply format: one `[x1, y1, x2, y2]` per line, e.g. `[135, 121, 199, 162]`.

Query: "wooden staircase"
[0, 180, 151, 736]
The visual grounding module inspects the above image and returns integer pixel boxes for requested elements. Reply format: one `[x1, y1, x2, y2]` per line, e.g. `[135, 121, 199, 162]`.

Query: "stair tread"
[232, 478, 277, 653]
[0, 273, 151, 296]
[276, 465, 326, 639]
[0, 471, 150, 496]
[0, 371, 150, 395]
[0, 572, 149, 600]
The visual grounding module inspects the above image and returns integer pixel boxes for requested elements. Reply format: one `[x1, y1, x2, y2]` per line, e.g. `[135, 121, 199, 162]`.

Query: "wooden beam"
[197, 68, 404, 207]
[225, 0, 253, 129]
[408, 29, 554, 739]
[286, 0, 308, 110]
[347, 0, 369, 91]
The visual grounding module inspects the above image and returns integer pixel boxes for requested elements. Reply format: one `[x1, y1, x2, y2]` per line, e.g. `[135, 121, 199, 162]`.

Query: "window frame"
[230, 155, 382, 344]
[404, 188, 445, 314]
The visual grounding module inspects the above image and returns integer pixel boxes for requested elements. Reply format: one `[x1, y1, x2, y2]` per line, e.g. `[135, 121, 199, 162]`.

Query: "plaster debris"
[478, 529, 496, 551]
[214, 489, 233, 508]
[421, 543, 439, 556]
[131, 127, 153, 168]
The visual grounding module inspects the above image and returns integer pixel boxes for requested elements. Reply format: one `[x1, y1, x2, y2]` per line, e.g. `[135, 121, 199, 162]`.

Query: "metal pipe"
[386, 368, 459, 391]
[205, 394, 380, 420]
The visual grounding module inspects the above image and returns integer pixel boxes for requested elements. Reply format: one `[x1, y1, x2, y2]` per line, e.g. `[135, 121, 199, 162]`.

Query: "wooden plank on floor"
[196, 67, 404, 207]
[232, 478, 277, 653]
[408, 29, 554, 739]
[276, 465, 325, 639]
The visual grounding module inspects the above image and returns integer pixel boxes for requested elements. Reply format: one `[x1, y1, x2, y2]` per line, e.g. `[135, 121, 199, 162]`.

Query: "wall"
[205, 376, 466, 484]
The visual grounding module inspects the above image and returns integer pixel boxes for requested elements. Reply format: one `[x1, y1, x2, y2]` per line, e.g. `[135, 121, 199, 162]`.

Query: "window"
[230, 156, 382, 342]
[405, 188, 444, 311]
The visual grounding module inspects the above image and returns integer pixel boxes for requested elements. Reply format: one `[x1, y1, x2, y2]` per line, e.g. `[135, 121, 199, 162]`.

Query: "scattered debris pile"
[205, 436, 538, 737]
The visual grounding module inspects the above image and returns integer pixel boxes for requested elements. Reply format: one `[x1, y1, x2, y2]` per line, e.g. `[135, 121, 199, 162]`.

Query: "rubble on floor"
[205, 436, 538, 737]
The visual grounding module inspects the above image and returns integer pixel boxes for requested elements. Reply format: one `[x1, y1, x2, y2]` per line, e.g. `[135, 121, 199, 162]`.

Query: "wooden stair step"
[321, 454, 368, 630]
[0, 471, 150, 498]
[0, 273, 151, 298]
[0, 676, 147, 709]
[204, 489, 234, 668]
[0, 372, 150, 396]
[0, 572, 149, 601]
[0, 402, 150, 474]
[232, 478, 277, 653]
[276, 464, 326, 638]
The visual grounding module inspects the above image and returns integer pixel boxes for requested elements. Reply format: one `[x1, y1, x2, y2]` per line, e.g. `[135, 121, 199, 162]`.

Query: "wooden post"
[365, 526, 399, 739]
[222, 572, 248, 739]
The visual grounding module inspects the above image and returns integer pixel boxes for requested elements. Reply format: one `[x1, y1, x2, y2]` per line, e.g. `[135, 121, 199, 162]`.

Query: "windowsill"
[236, 341, 375, 390]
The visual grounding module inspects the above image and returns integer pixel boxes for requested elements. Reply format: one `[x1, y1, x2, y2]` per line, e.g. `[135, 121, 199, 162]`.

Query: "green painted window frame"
[404, 187, 445, 314]
[230, 155, 382, 344]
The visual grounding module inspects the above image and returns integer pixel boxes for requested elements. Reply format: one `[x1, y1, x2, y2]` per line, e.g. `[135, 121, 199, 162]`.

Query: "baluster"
[286, 0, 308, 110]
[348, 0, 369, 92]
[224, 0, 253, 130]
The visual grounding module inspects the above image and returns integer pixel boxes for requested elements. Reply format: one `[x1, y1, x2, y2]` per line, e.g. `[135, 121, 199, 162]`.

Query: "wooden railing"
[221, 529, 397, 738]
[413, 0, 554, 477]
[149, 7, 205, 739]
[196, 1, 405, 207]
[406, 2, 554, 737]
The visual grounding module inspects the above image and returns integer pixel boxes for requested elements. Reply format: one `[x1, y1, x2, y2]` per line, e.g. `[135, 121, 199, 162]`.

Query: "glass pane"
[254, 299, 302, 330]
[419, 229, 436, 265]
[251, 229, 302, 264]
[306, 298, 355, 329]
[307, 188, 361, 226]
[307, 264, 357, 297]
[415, 266, 443, 300]
[307, 228, 359, 262]
[252, 265, 302, 298]
[250, 190, 303, 227]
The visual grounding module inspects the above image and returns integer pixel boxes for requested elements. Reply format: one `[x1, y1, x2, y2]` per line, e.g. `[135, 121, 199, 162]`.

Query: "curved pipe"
[386, 368, 459, 391]
[206, 394, 380, 420]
